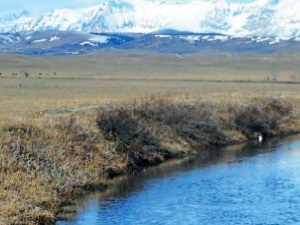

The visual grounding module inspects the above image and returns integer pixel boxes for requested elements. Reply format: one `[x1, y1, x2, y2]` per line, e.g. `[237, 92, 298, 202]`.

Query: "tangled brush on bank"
[97, 97, 296, 165]
[96, 108, 170, 170]
[234, 98, 293, 139]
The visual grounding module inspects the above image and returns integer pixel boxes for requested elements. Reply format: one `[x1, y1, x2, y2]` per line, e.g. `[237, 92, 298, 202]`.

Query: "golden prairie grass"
[1, 50, 300, 124]
[1, 77, 300, 125]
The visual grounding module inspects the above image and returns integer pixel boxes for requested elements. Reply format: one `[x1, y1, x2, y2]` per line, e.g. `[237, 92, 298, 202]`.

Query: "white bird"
[258, 134, 263, 142]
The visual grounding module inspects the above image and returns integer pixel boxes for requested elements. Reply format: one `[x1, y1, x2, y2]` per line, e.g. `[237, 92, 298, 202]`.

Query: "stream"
[57, 136, 300, 225]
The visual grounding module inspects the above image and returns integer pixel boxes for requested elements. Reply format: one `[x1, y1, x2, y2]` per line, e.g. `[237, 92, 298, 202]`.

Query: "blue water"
[58, 138, 300, 225]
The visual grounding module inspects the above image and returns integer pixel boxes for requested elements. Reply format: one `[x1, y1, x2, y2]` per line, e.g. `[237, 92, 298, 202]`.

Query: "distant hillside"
[1, 31, 300, 56]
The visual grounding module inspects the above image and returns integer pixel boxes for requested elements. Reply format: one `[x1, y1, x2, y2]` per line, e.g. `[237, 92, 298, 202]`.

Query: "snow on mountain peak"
[0, 0, 299, 40]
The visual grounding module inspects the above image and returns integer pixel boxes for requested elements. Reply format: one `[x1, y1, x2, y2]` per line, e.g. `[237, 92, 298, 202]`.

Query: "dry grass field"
[1, 50, 300, 124]
[0, 51, 300, 224]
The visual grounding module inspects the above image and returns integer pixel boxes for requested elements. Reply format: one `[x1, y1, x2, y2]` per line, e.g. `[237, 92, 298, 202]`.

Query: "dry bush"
[96, 108, 170, 170]
[134, 99, 227, 147]
[234, 98, 293, 139]
[97, 97, 297, 153]
[96, 98, 229, 169]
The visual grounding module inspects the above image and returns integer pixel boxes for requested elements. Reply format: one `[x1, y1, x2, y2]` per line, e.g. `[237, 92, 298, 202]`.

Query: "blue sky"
[0, 0, 254, 17]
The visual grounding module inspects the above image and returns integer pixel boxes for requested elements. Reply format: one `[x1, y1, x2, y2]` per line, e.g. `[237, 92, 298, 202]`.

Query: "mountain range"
[0, 30, 298, 56]
[0, 0, 300, 41]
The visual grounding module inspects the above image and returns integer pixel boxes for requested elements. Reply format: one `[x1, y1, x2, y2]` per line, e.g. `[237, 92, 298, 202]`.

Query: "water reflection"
[57, 136, 300, 225]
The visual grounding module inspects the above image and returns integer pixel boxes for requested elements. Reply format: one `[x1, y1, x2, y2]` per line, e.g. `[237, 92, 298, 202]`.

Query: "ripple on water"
[58, 139, 300, 225]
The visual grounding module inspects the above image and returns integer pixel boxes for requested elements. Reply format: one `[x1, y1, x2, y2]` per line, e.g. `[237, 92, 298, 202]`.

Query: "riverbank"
[0, 95, 300, 224]
[57, 137, 300, 225]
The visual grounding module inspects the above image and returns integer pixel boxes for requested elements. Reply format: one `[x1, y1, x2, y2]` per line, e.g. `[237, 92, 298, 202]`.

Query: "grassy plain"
[0, 50, 300, 224]
[1, 50, 300, 123]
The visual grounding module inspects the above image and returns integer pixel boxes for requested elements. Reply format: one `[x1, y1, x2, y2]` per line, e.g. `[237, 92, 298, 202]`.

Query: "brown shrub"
[97, 98, 229, 169]
[234, 98, 292, 139]
[96, 108, 169, 170]
[134, 99, 227, 147]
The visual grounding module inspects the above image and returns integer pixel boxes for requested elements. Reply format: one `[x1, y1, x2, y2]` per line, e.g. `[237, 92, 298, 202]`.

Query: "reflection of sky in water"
[58, 139, 300, 225]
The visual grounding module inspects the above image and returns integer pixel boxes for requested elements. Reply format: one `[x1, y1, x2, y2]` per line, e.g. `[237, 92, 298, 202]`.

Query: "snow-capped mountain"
[0, 0, 300, 41]
[0, 30, 298, 56]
